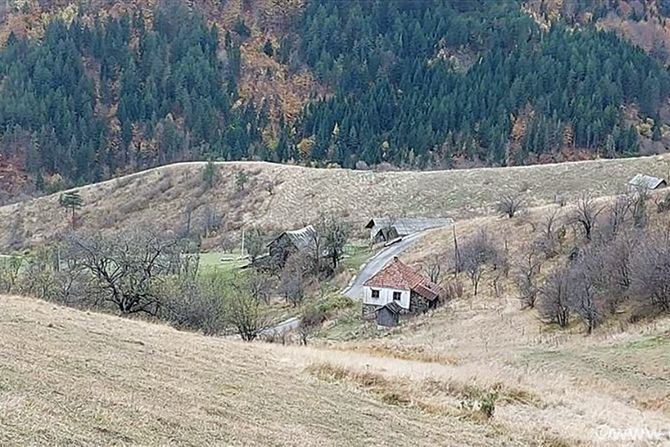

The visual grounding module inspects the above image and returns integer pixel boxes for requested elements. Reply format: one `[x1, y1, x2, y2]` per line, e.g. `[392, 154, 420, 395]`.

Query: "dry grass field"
[2, 155, 670, 250]
[2, 284, 669, 446]
[0, 294, 545, 447]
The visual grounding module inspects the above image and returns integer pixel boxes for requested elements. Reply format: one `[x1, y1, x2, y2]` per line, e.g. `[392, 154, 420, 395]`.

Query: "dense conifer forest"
[0, 0, 669, 190]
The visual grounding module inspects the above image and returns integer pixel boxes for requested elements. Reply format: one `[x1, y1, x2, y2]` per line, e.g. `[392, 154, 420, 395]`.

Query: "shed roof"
[270, 225, 317, 251]
[364, 257, 445, 301]
[365, 217, 453, 235]
[628, 174, 667, 190]
[378, 301, 403, 315]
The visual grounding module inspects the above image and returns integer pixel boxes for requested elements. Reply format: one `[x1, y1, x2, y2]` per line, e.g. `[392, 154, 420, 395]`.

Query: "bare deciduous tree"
[201, 206, 223, 237]
[423, 255, 442, 284]
[496, 194, 525, 218]
[459, 230, 501, 296]
[247, 270, 275, 304]
[630, 231, 670, 313]
[630, 188, 649, 229]
[279, 253, 307, 306]
[297, 305, 327, 345]
[317, 214, 350, 270]
[571, 195, 604, 241]
[604, 194, 633, 240]
[538, 268, 571, 327]
[513, 248, 543, 309]
[569, 264, 601, 334]
[534, 209, 564, 259]
[67, 230, 186, 315]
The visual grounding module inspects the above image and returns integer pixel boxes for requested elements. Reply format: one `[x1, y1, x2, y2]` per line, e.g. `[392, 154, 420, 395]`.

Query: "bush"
[158, 276, 227, 335]
[495, 194, 524, 218]
[318, 293, 355, 313]
[0, 255, 22, 293]
[459, 388, 498, 419]
[656, 192, 670, 213]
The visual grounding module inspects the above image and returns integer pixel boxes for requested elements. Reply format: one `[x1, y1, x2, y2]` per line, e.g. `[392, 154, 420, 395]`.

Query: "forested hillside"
[294, 0, 670, 168]
[0, 0, 670, 197]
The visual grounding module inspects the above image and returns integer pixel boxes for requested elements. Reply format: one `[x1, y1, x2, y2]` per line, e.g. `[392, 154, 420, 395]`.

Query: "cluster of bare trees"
[6, 229, 278, 341]
[534, 190, 670, 333]
[467, 189, 670, 334]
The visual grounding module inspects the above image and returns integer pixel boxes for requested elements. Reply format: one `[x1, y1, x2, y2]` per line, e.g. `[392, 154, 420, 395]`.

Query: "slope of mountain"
[0, 293, 517, 446]
[3, 274, 669, 445]
[2, 154, 669, 251]
[1, 0, 670, 201]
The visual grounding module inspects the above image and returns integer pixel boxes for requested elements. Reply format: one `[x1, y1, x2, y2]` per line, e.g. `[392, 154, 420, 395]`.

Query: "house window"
[393, 291, 402, 301]
[371, 289, 380, 299]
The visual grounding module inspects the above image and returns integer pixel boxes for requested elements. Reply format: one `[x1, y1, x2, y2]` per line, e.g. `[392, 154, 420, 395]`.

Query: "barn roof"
[364, 217, 453, 235]
[628, 174, 667, 190]
[270, 225, 317, 251]
[364, 257, 445, 301]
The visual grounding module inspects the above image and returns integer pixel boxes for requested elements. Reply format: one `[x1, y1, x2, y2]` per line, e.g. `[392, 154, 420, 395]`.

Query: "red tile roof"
[364, 257, 445, 301]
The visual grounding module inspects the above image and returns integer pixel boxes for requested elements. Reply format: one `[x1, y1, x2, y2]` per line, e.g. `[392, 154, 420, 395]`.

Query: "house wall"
[363, 286, 410, 309]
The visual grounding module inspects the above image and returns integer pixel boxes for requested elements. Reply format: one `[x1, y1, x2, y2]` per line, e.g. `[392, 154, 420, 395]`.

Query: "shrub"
[459, 388, 498, 419]
[495, 194, 525, 218]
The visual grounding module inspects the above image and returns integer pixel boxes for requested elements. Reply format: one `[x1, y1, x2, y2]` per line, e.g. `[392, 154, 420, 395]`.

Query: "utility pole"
[240, 227, 245, 258]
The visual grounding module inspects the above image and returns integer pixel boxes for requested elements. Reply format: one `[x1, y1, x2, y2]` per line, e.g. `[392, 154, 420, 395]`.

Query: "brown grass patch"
[333, 342, 459, 365]
[306, 360, 542, 423]
[2, 294, 516, 446]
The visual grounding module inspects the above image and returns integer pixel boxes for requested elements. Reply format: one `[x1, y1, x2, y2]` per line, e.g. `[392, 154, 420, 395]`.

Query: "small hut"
[375, 302, 402, 327]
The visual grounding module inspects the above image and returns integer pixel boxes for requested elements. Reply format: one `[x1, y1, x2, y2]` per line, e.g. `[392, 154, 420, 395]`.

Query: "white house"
[362, 257, 445, 321]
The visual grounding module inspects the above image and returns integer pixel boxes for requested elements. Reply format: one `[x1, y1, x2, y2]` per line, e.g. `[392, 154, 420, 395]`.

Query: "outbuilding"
[375, 302, 401, 327]
[628, 174, 667, 191]
[364, 217, 453, 243]
[266, 225, 317, 267]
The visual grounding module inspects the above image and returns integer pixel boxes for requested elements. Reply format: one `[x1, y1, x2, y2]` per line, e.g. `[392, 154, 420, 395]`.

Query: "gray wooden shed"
[375, 302, 402, 327]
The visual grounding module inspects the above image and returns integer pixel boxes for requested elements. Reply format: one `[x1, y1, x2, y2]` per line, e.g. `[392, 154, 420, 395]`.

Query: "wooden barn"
[375, 302, 401, 327]
[267, 225, 318, 267]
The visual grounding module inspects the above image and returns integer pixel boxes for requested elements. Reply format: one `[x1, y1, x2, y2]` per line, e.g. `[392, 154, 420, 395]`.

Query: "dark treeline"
[1, 0, 669, 189]
[0, 0, 265, 188]
[295, 0, 670, 168]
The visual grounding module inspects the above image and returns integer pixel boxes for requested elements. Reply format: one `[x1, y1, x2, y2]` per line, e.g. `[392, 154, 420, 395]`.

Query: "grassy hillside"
[3, 283, 670, 445]
[2, 155, 670, 250]
[0, 294, 537, 446]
